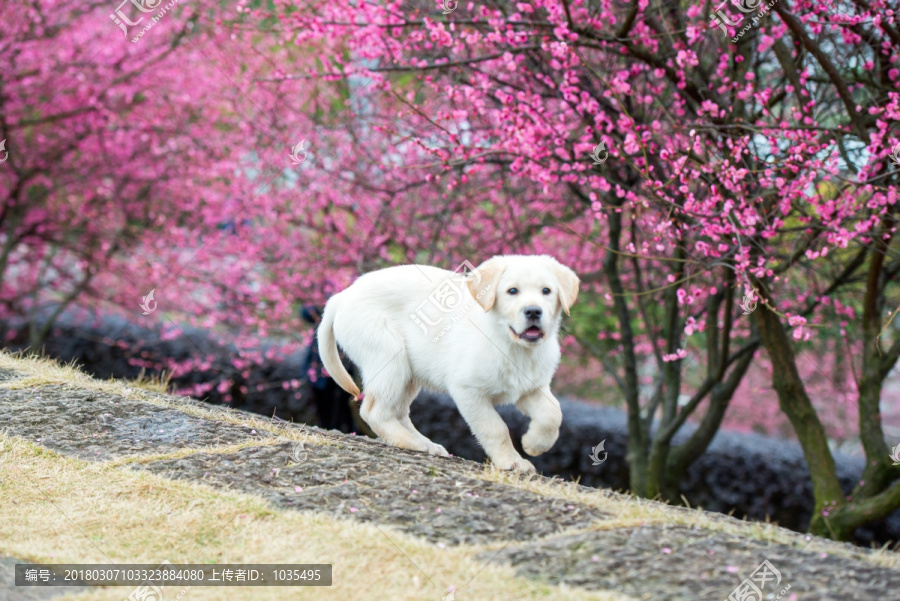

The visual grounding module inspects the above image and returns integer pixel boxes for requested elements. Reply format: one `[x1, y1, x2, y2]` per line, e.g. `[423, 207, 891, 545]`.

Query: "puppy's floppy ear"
[549, 257, 580, 316]
[467, 256, 506, 311]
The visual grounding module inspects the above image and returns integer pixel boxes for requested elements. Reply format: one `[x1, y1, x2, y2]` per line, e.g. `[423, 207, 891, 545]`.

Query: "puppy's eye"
[542, 287, 551, 295]
[507, 288, 518, 295]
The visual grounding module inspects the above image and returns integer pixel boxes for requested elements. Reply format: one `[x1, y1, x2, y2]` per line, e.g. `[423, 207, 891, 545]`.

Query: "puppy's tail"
[317, 296, 361, 399]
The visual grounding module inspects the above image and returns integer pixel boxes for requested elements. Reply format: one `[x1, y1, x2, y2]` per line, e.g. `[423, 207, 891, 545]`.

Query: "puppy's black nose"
[524, 306, 542, 320]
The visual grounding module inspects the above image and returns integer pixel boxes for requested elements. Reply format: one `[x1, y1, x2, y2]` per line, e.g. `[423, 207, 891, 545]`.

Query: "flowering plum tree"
[2, 0, 899, 540]
[269, 0, 900, 539]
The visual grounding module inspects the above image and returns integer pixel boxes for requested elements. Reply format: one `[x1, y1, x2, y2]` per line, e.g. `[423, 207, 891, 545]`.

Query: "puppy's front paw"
[492, 456, 536, 473]
[522, 428, 558, 457]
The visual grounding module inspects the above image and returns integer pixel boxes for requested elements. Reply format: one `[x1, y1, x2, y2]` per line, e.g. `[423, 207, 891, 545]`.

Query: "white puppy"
[317, 255, 579, 472]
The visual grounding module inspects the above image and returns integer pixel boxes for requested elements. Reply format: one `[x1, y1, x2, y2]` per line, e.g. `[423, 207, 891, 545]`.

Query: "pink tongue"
[527, 326, 541, 334]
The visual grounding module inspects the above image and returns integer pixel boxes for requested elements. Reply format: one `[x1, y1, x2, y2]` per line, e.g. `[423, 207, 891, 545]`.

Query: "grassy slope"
[0, 351, 897, 601]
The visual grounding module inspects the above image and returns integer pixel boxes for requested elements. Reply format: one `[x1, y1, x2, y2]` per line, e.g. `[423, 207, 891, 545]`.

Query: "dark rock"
[484, 524, 900, 601]
[0, 384, 264, 461]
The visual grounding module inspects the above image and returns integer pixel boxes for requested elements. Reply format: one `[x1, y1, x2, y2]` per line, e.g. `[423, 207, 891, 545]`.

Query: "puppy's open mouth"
[511, 325, 544, 342]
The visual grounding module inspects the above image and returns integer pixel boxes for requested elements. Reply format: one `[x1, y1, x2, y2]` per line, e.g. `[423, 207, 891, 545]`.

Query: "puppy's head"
[467, 255, 579, 347]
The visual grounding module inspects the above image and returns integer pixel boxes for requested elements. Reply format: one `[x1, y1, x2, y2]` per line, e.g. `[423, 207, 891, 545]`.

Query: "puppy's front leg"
[450, 387, 535, 473]
[517, 386, 562, 457]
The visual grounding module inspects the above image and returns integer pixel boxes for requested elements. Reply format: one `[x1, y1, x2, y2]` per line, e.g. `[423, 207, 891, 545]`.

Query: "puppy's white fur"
[318, 254, 579, 472]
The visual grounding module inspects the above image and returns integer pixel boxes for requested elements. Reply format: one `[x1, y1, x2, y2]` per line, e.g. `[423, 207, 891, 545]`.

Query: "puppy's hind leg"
[358, 350, 432, 454]
[399, 383, 449, 457]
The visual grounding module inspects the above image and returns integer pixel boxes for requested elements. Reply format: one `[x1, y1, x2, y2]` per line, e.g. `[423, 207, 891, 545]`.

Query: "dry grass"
[1, 346, 897, 601]
[0, 436, 631, 601]
[0, 350, 638, 599]
[103, 440, 285, 468]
